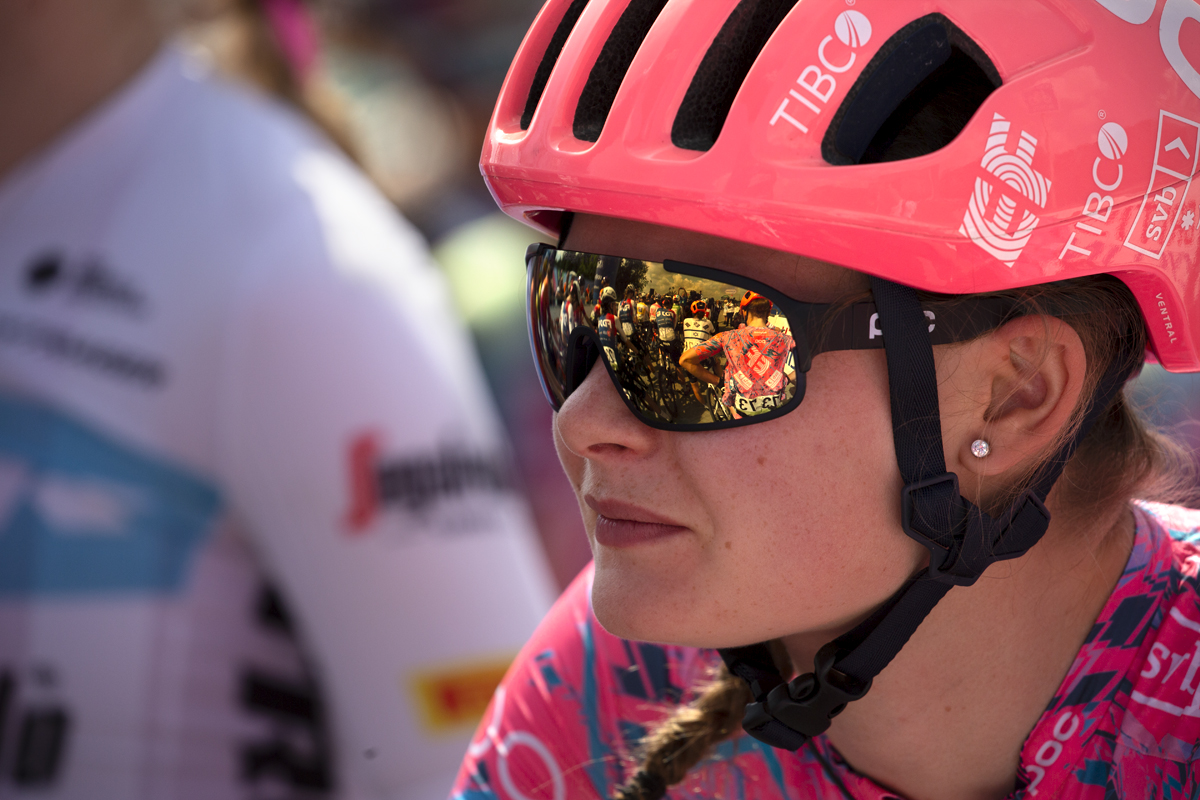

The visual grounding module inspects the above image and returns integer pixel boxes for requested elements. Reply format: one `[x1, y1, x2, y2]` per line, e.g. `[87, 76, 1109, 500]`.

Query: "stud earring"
[971, 439, 991, 458]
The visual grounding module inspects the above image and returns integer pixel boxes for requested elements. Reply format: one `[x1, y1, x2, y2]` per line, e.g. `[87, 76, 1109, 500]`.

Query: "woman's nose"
[555, 358, 659, 461]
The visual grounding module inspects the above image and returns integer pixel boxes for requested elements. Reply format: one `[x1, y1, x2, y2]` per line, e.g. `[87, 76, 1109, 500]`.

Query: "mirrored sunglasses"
[527, 243, 1013, 431]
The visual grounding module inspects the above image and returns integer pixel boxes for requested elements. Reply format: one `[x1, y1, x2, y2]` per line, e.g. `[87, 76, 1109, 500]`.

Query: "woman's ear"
[938, 315, 1087, 504]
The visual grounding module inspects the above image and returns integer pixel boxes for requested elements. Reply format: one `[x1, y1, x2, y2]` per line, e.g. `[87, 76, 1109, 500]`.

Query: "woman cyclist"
[456, 1, 1200, 798]
[680, 299, 716, 407]
[598, 293, 632, 370]
[621, 285, 639, 339]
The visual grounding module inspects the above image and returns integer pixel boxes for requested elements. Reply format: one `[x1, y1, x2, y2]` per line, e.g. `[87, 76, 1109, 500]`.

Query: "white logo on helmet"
[1092, 0, 1200, 102]
[1092, 0, 1156, 24]
[1161, 0, 1200, 101]
[1098, 122, 1129, 160]
[1123, 109, 1200, 261]
[834, 11, 872, 48]
[959, 113, 1052, 267]
[770, 11, 871, 135]
[1059, 120, 1128, 262]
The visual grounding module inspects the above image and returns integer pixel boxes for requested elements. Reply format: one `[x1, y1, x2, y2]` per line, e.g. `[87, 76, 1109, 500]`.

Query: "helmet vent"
[522, 0, 593, 131]
[823, 14, 1000, 165]
[672, 0, 801, 152]
[572, 0, 671, 143]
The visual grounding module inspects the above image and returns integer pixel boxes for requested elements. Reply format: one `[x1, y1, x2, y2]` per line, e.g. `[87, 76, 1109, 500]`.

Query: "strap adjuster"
[900, 472, 985, 586]
[900, 472, 959, 549]
[901, 474, 1055, 587]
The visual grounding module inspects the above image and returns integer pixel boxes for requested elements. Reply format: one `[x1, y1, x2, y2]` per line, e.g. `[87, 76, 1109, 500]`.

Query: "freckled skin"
[555, 214, 927, 650]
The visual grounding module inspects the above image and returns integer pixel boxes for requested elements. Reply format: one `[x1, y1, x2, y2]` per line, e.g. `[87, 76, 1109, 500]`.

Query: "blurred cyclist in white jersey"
[0, 1, 554, 798]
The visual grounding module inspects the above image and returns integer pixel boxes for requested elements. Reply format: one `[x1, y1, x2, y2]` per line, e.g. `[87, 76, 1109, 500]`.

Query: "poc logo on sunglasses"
[959, 114, 1053, 267]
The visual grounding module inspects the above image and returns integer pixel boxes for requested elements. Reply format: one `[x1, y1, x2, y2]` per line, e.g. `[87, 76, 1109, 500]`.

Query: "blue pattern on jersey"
[0, 393, 221, 595]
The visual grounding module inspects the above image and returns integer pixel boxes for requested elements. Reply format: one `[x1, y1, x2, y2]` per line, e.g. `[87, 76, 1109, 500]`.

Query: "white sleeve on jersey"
[217, 151, 555, 800]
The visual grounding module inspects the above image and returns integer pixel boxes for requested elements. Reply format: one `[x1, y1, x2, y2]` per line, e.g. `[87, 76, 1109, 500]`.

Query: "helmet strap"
[720, 276, 1137, 751]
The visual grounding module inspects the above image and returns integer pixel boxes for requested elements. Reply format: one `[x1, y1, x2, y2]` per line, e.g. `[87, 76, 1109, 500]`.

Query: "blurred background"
[184, 0, 592, 588]
[186, 0, 1200, 590]
[310, 0, 598, 589]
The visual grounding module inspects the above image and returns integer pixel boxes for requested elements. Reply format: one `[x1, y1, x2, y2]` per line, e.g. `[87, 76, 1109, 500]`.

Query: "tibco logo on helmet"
[958, 114, 1052, 267]
[834, 9, 871, 48]
[1057, 121, 1128, 262]
[1098, 121, 1129, 161]
[769, 10, 871, 136]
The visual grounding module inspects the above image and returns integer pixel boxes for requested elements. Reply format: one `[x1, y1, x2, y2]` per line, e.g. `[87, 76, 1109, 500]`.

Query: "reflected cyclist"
[597, 293, 631, 371]
[619, 285, 637, 343]
[680, 291, 796, 418]
[654, 291, 682, 373]
[635, 291, 652, 348]
[682, 300, 716, 404]
[561, 280, 585, 342]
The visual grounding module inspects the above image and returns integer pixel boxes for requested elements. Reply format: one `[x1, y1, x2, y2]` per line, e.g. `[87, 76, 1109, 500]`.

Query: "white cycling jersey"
[682, 317, 715, 349]
[0, 45, 554, 800]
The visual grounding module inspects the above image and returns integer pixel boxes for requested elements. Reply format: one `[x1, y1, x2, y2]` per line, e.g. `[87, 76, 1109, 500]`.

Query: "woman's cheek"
[707, 352, 915, 628]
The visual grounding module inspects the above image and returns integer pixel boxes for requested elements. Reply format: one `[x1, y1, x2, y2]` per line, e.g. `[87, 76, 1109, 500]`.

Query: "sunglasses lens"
[528, 248, 801, 426]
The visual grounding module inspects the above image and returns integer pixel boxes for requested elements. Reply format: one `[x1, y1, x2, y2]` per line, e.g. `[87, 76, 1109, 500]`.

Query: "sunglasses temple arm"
[805, 297, 1019, 358]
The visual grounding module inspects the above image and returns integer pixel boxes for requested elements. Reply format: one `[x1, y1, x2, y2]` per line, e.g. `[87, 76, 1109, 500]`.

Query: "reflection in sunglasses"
[531, 249, 798, 426]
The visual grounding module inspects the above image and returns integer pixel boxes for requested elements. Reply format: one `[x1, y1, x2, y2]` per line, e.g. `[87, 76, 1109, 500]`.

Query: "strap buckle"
[741, 643, 871, 751]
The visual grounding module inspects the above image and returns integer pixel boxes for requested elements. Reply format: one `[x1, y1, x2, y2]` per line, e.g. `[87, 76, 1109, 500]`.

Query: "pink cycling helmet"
[483, 0, 1200, 371]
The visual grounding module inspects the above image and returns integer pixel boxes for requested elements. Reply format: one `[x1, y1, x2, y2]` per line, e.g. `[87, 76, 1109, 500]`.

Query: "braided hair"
[614, 641, 792, 800]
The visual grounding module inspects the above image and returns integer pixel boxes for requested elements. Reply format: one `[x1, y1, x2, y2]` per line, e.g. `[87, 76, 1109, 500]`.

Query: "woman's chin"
[589, 564, 739, 647]
[590, 565, 692, 644]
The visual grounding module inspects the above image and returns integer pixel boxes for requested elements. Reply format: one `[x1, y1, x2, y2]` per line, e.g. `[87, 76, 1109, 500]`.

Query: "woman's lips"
[585, 496, 691, 548]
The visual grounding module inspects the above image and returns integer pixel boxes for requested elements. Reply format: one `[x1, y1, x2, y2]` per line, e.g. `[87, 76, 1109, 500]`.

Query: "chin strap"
[720, 277, 1138, 751]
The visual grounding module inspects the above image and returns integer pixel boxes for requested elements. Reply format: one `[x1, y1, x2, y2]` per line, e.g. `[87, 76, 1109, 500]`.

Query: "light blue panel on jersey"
[0, 393, 221, 595]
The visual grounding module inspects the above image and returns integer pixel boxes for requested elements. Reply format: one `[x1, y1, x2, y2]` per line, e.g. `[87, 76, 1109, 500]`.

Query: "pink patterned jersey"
[689, 326, 795, 408]
[451, 503, 1200, 799]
